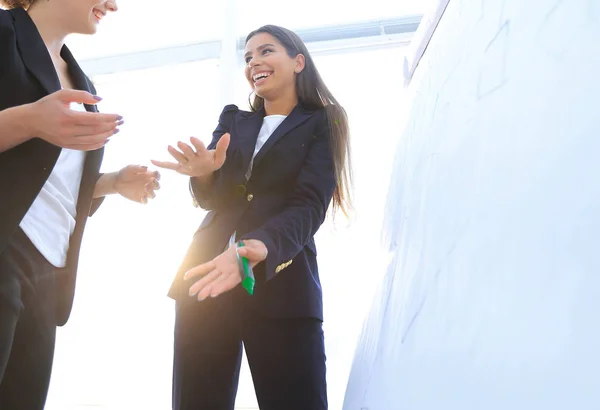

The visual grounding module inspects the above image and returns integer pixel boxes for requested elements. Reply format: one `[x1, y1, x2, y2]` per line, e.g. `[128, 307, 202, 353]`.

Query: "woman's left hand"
[114, 165, 161, 204]
[186, 239, 268, 300]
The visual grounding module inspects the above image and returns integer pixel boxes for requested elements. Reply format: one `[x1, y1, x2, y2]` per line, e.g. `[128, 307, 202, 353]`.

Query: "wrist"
[106, 172, 119, 194]
[13, 104, 36, 141]
[192, 173, 214, 185]
[93, 172, 118, 198]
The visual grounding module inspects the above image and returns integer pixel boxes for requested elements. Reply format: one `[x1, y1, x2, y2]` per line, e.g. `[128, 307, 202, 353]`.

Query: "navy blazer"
[169, 104, 336, 320]
[0, 8, 104, 326]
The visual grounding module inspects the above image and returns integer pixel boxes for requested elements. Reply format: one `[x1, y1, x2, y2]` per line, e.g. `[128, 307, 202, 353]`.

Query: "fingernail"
[116, 115, 123, 121]
[93, 95, 102, 101]
[141, 165, 148, 170]
[113, 129, 120, 135]
[117, 120, 124, 126]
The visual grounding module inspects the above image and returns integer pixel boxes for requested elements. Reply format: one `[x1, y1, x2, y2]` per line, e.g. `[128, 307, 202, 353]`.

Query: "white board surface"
[344, 0, 600, 409]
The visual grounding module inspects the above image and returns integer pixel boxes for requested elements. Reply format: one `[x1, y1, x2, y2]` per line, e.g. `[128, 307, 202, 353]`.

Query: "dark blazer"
[169, 103, 336, 320]
[0, 8, 104, 326]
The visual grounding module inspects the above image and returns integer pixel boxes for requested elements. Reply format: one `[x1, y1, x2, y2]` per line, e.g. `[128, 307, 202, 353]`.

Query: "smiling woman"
[0, 1, 159, 409]
[149, 24, 351, 410]
[1, 0, 117, 34]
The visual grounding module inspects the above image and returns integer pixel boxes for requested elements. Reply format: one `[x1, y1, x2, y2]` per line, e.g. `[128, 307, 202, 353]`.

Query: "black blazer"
[0, 8, 104, 326]
[169, 104, 336, 320]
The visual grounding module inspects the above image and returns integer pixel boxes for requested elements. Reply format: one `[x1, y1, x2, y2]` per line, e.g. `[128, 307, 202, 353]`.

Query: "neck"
[27, 2, 69, 58]
[263, 89, 299, 116]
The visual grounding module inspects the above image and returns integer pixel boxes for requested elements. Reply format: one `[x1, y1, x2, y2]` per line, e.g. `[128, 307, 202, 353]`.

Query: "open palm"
[151, 133, 230, 177]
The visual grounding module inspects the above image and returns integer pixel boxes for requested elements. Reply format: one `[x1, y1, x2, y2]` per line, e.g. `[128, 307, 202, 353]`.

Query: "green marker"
[236, 241, 255, 295]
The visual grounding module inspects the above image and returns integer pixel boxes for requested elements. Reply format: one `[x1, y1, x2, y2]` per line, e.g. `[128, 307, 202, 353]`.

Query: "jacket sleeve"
[241, 110, 336, 280]
[189, 104, 239, 210]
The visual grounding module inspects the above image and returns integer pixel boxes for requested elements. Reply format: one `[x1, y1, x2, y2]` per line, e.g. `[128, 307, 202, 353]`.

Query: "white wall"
[344, 0, 600, 409]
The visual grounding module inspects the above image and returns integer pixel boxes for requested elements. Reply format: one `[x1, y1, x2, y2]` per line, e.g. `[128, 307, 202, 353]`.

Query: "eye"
[245, 56, 251, 64]
[261, 48, 273, 56]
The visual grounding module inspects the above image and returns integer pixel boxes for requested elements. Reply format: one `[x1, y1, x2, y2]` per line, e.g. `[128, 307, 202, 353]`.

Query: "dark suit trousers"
[0, 228, 57, 410]
[173, 292, 328, 410]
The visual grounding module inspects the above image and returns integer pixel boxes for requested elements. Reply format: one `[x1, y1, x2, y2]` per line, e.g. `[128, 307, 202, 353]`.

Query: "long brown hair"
[245, 25, 352, 216]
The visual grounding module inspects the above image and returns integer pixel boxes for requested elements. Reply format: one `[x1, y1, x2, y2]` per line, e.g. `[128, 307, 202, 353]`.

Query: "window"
[42, 3, 420, 408]
[46, 60, 220, 410]
[235, 0, 425, 34]
[66, 0, 224, 60]
[308, 47, 409, 410]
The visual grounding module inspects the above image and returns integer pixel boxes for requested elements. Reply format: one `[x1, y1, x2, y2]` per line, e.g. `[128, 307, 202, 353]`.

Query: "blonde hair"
[0, 0, 33, 9]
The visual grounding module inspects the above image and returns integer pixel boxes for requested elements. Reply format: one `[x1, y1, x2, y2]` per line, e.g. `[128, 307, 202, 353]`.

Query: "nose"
[105, 0, 118, 12]
[248, 57, 261, 67]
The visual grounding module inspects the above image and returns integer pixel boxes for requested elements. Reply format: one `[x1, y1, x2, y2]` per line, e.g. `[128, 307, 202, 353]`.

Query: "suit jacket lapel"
[235, 108, 265, 177]
[10, 8, 97, 112]
[11, 8, 103, 197]
[251, 104, 312, 169]
[59, 45, 104, 201]
[10, 8, 61, 95]
[61, 46, 98, 112]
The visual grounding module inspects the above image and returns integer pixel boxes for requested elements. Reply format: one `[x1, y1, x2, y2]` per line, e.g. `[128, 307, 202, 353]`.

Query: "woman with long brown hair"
[154, 24, 351, 410]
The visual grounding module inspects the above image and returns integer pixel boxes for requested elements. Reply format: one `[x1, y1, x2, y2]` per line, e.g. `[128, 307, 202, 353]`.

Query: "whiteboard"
[344, 0, 600, 409]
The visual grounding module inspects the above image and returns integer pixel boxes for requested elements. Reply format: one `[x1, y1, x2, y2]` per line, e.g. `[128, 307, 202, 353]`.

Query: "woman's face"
[244, 32, 304, 101]
[60, 0, 118, 35]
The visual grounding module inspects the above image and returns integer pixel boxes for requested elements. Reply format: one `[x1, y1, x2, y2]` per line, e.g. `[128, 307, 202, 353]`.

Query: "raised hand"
[28, 89, 123, 150]
[151, 133, 230, 178]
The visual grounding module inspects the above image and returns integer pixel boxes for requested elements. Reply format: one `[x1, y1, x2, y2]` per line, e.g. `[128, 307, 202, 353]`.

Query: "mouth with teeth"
[92, 9, 105, 22]
[252, 71, 273, 86]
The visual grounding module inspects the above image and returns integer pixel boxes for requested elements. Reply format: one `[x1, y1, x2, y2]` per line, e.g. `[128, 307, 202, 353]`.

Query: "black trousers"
[0, 229, 57, 410]
[172, 292, 328, 410]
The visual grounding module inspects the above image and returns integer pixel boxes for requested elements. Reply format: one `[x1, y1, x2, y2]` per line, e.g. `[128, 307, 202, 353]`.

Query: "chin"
[254, 87, 273, 101]
[77, 21, 99, 35]
[86, 25, 99, 35]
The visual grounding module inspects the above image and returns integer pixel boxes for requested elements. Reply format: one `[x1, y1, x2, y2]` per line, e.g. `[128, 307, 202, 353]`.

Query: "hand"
[185, 239, 268, 300]
[114, 165, 161, 204]
[236, 239, 269, 268]
[27, 89, 123, 151]
[151, 133, 230, 178]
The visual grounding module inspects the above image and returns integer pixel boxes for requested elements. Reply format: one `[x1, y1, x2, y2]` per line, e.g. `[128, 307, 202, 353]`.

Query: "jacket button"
[247, 193, 254, 202]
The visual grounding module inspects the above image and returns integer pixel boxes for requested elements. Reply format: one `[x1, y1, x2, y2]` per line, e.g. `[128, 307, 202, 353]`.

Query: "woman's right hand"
[28, 89, 123, 151]
[151, 133, 230, 178]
